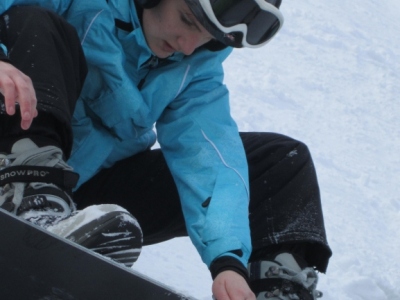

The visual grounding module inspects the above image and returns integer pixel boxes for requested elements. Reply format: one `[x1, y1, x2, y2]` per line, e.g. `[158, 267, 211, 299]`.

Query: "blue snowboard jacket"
[1, 0, 251, 269]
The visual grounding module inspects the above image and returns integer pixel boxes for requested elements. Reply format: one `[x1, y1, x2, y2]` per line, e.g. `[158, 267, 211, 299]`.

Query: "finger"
[0, 76, 17, 115]
[20, 113, 33, 130]
[14, 74, 37, 130]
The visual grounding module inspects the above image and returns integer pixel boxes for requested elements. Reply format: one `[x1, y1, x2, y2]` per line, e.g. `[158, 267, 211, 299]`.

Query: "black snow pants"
[0, 6, 332, 273]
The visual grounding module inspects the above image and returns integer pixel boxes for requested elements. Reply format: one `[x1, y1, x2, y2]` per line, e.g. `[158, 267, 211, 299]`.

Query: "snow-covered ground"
[134, 0, 400, 299]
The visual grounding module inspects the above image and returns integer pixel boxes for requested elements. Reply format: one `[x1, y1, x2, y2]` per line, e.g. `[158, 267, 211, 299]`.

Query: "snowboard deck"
[0, 208, 196, 300]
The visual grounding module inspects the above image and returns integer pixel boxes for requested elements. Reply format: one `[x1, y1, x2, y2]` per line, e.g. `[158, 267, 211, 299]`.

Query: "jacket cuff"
[210, 256, 249, 283]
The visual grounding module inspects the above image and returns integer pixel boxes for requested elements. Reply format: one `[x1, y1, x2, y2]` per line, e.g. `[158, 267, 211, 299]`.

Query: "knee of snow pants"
[242, 132, 332, 273]
[0, 6, 87, 158]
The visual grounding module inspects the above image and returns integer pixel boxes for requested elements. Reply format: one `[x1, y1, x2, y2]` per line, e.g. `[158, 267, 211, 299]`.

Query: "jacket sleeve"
[156, 49, 252, 269]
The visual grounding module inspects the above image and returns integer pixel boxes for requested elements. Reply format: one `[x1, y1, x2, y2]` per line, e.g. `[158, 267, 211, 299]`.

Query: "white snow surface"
[132, 0, 400, 299]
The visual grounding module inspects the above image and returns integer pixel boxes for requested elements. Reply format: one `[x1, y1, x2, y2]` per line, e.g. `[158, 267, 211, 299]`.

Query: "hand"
[0, 61, 38, 129]
[212, 270, 256, 300]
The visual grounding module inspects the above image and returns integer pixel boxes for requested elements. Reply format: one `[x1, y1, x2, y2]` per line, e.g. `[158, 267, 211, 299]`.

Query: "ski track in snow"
[69, 0, 396, 299]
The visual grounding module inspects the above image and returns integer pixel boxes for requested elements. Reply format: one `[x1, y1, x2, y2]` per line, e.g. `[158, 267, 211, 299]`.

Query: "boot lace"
[263, 265, 322, 299]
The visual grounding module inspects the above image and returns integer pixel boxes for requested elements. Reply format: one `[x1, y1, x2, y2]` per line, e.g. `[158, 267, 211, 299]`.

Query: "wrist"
[210, 256, 249, 283]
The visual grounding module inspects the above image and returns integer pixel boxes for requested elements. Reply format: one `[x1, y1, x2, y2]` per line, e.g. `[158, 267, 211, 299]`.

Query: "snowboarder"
[0, 0, 332, 299]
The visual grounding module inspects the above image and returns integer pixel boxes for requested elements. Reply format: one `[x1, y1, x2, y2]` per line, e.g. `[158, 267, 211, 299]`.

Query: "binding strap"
[0, 166, 79, 190]
[250, 277, 317, 299]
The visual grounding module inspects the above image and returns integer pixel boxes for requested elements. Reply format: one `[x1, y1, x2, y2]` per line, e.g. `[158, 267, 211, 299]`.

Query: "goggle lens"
[209, 0, 282, 46]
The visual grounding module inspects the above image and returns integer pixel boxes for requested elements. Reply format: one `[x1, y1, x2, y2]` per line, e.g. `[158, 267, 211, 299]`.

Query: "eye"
[180, 13, 195, 28]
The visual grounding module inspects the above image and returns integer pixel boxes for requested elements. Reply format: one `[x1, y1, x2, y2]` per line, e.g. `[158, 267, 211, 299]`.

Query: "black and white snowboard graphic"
[0, 208, 196, 299]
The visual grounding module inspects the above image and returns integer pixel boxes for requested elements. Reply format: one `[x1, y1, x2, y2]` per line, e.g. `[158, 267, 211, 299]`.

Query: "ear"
[135, 0, 161, 9]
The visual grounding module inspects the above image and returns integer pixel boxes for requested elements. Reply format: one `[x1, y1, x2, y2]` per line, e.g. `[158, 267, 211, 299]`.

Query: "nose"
[177, 33, 201, 56]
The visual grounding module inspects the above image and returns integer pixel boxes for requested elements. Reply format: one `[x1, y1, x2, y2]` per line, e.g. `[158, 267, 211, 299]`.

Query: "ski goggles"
[187, 0, 284, 48]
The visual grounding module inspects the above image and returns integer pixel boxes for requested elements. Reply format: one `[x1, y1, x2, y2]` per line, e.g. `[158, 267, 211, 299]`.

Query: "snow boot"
[248, 252, 322, 300]
[0, 138, 78, 227]
[49, 204, 143, 267]
[0, 138, 142, 267]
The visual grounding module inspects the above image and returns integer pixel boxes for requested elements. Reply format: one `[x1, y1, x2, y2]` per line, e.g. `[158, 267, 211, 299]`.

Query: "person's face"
[142, 0, 214, 58]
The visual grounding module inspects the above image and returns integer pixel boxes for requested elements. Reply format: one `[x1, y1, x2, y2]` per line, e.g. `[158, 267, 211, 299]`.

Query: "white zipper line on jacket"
[175, 65, 191, 98]
[201, 130, 250, 199]
[81, 9, 105, 45]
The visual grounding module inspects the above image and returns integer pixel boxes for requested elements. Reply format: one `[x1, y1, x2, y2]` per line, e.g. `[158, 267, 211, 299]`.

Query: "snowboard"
[0, 208, 196, 300]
